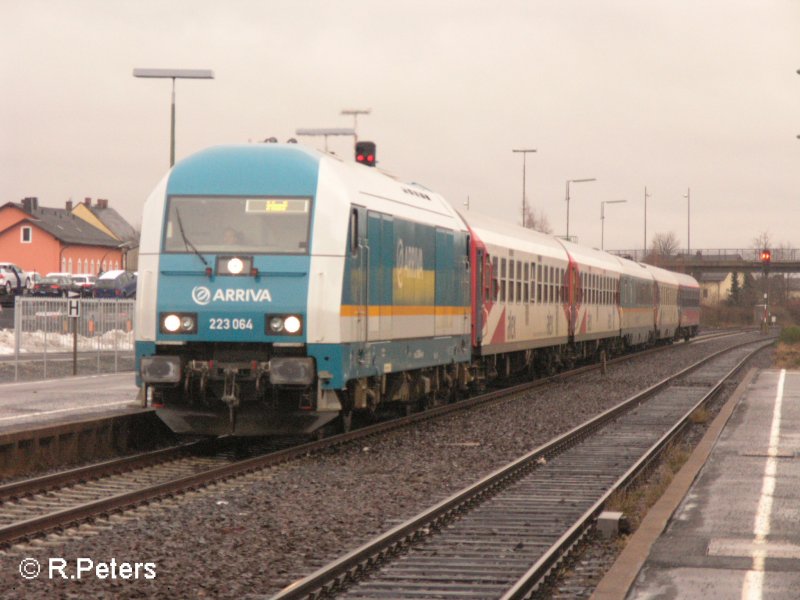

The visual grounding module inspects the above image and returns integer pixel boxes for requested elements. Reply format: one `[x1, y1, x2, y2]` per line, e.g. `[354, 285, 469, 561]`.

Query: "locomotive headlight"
[216, 255, 254, 276]
[284, 315, 301, 333]
[160, 312, 198, 334]
[163, 314, 182, 333]
[227, 257, 244, 275]
[266, 314, 303, 336]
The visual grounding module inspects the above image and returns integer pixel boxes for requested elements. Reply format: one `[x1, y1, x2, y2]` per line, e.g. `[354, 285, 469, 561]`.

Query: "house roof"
[0, 202, 121, 247]
[85, 205, 138, 242]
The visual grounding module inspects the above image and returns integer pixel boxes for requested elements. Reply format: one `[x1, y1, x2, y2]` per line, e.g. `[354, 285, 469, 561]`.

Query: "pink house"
[0, 197, 132, 275]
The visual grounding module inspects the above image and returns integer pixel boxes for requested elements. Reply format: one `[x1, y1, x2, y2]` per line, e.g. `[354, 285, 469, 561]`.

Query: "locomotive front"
[135, 145, 343, 435]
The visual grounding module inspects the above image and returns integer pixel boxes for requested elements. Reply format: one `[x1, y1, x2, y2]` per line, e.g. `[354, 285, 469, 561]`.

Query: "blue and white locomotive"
[135, 144, 472, 435]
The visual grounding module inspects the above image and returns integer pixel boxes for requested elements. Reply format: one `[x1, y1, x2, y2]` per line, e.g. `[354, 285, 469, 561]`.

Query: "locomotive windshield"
[163, 196, 312, 254]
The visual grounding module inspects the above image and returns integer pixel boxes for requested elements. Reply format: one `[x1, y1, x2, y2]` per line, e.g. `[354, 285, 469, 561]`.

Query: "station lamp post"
[600, 200, 627, 250]
[512, 148, 537, 227]
[644, 186, 651, 258]
[133, 68, 214, 167]
[565, 178, 596, 240]
[684, 188, 691, 255]
[341, 109, 371, 143]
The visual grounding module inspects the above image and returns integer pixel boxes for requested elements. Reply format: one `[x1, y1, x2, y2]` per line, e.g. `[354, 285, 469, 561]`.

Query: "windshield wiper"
[175, 207, 210, 269]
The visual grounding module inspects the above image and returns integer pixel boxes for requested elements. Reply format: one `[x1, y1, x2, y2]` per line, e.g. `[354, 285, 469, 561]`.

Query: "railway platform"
[594, 368, 800, 599]
[0, 374, 163, 477]
[0, 372, 142, 433]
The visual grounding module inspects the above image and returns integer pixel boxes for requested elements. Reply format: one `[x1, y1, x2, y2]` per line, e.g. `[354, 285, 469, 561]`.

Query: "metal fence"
[612, 248, 800, 263]
[6, 297, 135, 381]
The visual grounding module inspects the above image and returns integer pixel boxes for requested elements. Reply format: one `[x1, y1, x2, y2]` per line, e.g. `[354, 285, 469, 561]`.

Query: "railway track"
[0, 328, 756, 552]
[271, 336, 773, 600]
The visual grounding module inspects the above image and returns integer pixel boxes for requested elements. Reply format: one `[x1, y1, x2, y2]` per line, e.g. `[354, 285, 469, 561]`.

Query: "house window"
[21, 227, 32, 243]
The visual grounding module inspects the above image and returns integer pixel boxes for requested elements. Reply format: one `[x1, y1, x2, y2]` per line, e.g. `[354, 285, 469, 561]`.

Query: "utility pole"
[512, 149, 537, 227]
[644, 186, 651, 258]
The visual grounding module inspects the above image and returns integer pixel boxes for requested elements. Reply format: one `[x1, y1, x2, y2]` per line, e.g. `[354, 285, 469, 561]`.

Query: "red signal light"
[761, 250, 771, 262]
[355, 141, 376, 167]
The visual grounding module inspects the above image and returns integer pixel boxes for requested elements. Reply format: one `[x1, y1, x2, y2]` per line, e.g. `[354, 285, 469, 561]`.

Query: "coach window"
[542, 264, 549, 303]
[544, 266, 549, 303]
[491, 256, 500, 302]
[516, 261, 522, 303]
[500, 258, 507, 302]
[524, 263, 529, 303]
[536, 264, 542, 303]
[508, 258, 514, 304]
[556, 267, 564, 303]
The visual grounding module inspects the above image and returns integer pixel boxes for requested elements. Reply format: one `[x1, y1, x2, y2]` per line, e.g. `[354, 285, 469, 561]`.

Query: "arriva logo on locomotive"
[191, 286, 273, 306]
[395, 239, 424, 289]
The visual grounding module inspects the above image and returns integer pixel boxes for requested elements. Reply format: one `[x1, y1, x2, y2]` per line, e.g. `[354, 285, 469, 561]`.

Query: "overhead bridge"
[611, 248, 800, 274]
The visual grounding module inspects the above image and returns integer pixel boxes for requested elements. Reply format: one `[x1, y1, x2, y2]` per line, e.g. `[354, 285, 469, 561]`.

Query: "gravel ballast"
[0, 332, 772, 599]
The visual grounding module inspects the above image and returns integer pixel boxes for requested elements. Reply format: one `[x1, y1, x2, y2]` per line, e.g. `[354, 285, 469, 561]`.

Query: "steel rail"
[271, 336, 773, 599]
[0, 328, 753, 549]
[0, 439, 213, 503]
[500, 339, 772, 599]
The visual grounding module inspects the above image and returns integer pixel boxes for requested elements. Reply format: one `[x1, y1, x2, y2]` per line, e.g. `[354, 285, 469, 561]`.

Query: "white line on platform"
[0, 400, 134, 423]
[741, 368, 785, 600]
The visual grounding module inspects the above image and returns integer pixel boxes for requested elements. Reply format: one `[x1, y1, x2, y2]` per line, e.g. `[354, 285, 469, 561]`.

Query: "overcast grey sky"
[2, 1, 799, 252]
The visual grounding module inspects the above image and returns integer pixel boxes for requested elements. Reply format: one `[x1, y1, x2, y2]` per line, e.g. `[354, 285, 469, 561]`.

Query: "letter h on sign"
[68, 299, 81, 318]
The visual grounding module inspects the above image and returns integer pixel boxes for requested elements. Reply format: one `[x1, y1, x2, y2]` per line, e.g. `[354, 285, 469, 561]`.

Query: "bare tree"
[753, 231, 772, 254]
[522, 204, 552, 234]
[650, 231, 680, 256]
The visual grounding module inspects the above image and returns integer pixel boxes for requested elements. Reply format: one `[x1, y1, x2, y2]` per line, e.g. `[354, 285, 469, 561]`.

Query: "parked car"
[0, 262, 31, 294]
[93, 270, 137, 299]
[70, 274, 97, 297]
[32, 275, 74, 297]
